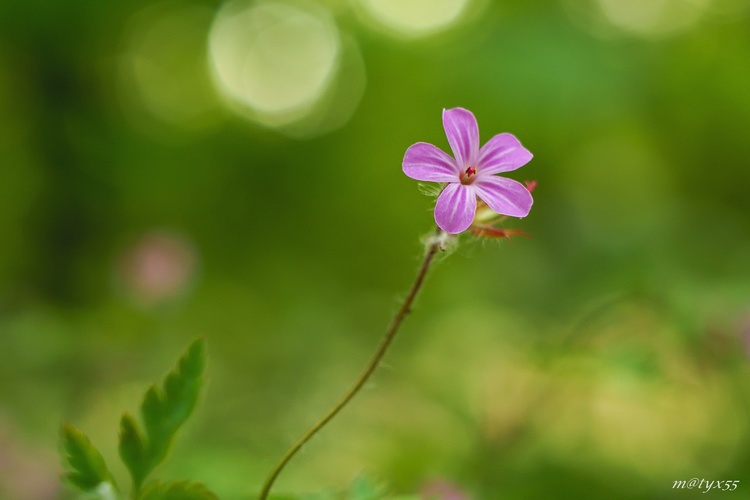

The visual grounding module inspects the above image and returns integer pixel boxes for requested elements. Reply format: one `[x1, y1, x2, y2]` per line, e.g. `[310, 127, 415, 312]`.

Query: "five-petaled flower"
[402, 108, 534, 234]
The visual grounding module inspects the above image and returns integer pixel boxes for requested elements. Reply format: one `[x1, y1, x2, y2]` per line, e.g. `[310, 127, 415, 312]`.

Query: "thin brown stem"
[258, 229, 445, 500]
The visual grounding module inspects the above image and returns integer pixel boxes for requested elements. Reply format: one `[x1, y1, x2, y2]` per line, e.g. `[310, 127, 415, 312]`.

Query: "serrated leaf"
[61, 423, 116, 492]
[141, 339, 205, 467]
[118, 338, 206, 491]
[141, 480, 218, 500]
[118, 413, 149, 491]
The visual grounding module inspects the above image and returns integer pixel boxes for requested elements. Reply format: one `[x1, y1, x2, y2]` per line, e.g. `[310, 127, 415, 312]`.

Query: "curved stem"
[258, 229, 445, 500]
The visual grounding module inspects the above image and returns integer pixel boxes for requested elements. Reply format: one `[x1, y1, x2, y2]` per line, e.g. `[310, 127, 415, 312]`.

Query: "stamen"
[460, 166, 477, 185]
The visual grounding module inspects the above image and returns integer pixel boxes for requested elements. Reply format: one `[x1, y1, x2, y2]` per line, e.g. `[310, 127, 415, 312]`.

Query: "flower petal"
[442, 108, 479, 167]
[473, 175, 533, 218]
[434, 183, 477, 234]
[402, 142, 460, 182]
[477, 133, 533, 175]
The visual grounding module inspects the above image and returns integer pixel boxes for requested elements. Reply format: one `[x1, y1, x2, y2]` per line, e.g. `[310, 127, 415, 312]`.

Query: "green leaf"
[141, 339, 205, 466]
[119, 339, 206, 490]
[141, 480, 218, 500]
[118, 413, 149, 491]
[61, 423, 117, 493]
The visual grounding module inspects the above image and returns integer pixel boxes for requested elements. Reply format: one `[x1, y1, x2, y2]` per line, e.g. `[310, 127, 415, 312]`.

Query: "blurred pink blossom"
[118, 230, 197, 306]
[421, 478, 470, 500]
[0, 417, 60, 500]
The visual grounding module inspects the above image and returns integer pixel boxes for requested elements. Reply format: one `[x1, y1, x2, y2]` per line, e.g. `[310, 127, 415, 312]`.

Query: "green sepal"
[141, 480, 218, 500]
[61, 423, 117, 493]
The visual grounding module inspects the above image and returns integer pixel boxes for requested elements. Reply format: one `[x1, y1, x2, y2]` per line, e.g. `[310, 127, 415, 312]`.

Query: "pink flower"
[403, 108, 534, 234]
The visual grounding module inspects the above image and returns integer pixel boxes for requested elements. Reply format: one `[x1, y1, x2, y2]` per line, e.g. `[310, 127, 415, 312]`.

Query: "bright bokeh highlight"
[355, 0, 473, 38]
[208, 1, 341, 127]
[597, 0, 711, 38]
[120, 2, 219, 129]
[563, 0, 715, 38]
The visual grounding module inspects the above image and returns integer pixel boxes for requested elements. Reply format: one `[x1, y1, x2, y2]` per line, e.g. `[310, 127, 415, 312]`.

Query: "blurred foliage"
[1, 0, 750, 498]
[61, 339, 214, 499]
[61, 423, 117, 493]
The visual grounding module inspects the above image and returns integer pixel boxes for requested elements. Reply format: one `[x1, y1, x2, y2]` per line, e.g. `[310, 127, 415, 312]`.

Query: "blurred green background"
[2, 0, 750, 498]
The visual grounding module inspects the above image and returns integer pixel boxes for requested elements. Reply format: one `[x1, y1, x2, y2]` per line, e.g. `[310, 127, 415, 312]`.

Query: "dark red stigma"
[461, 166, 477, 185]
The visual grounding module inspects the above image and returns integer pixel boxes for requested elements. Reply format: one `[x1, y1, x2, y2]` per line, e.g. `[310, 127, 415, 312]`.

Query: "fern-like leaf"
[141, 339, 205, 465]
[118, 412, 150, 491]
[61, 423, 117, 493]
[117, 339, 206, 491]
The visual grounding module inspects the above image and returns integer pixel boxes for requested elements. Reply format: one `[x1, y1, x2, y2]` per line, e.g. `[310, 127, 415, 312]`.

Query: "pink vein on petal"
[473, 175, 533, 218]
[442, 108, 479, 168]
[434, 183, 477, 234]
[402, 142, 460, 182]
[477, 133, 533, 175]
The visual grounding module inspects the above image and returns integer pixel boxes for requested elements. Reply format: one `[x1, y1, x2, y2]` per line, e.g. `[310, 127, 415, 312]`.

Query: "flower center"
[460, 166, 477, 185]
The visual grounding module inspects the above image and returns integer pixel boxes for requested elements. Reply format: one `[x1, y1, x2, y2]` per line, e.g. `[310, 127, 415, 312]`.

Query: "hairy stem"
[258, 229, 445, 499]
